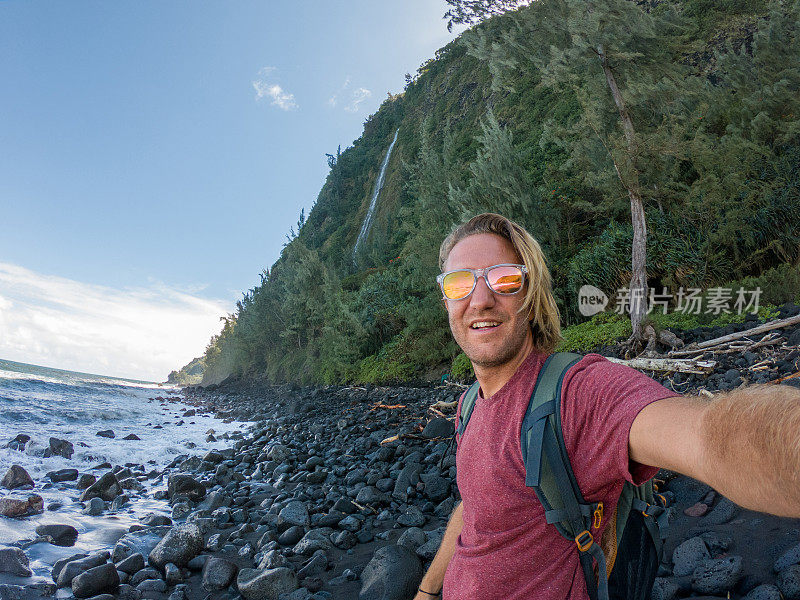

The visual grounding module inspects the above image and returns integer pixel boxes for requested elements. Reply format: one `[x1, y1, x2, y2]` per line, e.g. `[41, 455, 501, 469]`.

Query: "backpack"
[453, 352, 670, 600]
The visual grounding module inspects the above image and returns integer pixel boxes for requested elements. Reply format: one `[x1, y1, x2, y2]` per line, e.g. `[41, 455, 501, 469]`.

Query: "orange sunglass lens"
[442, 271, 475, 299]
[488, 266, 523, 294]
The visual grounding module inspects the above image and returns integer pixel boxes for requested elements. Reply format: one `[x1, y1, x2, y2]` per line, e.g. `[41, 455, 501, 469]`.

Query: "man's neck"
[473, 334, 535, 399]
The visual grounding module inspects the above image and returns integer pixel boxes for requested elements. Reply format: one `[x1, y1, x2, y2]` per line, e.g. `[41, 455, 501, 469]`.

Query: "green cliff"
[189, 0, 800, 386]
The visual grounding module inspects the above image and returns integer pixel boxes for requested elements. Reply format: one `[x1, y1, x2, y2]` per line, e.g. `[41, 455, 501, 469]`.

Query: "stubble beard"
[453, 315, 531, 369]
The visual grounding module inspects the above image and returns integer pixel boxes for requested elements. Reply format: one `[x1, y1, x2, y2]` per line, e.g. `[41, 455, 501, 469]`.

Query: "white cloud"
[345, 87, 372, 113]
[328, 78, 372, 113]
[328, 76, 351, 107]
[0, 262, 232, 382]
[252, 66, 298, 111]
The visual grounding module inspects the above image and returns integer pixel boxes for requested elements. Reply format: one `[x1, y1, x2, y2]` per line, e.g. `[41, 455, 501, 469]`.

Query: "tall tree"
[445, 0, 689, 350]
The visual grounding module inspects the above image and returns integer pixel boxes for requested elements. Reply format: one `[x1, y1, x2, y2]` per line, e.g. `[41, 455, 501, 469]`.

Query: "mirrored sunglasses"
[436, 264, 528, 300]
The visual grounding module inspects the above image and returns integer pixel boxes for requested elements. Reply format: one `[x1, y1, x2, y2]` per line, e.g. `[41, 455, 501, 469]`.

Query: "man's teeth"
[471, 321, 500, 329]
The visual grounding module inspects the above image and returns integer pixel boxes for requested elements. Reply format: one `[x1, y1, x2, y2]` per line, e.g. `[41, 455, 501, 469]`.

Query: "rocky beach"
[2, 304, 800, 600]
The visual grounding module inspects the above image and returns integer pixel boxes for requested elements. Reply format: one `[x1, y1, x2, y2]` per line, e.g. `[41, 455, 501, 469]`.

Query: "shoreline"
[2, 307, 800, 600]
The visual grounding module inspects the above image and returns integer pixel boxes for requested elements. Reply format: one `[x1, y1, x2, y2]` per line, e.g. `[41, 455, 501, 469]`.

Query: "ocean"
[0, 358, 248, 583]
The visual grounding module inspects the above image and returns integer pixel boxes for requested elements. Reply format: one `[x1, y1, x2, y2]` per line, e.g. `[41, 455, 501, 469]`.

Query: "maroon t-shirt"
[442, 350, 677, 600]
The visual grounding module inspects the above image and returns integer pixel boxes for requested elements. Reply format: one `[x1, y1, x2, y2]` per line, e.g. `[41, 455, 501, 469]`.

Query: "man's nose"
[469, 275, 496, 309]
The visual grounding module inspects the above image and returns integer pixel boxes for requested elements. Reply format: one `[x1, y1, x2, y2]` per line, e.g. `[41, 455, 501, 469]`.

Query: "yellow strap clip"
[593, 502, 603, 529]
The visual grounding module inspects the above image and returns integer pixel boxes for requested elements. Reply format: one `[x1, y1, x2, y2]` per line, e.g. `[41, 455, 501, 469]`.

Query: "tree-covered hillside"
[195, 0, 800, 386]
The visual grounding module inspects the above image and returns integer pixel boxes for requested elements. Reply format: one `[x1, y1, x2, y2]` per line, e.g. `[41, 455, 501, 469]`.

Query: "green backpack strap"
[520, 352, 610, 600]
[456, 381, 481, 443]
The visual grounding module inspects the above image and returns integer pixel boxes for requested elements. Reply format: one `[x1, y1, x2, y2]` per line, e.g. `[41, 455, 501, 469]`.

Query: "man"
[413, 213, 800, 600]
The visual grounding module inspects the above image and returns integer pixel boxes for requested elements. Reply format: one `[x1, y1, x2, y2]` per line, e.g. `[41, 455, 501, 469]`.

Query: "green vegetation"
[557, 313, 633, 353]
[167, 356, 205, 385]
[186, 0, 800, 386]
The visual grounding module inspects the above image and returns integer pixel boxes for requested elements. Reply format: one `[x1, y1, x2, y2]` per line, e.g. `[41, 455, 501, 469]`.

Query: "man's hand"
[413, 500, 463, 600]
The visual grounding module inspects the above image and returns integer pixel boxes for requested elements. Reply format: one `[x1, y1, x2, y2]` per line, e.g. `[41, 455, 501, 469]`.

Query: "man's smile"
[469, 320, 502, 331]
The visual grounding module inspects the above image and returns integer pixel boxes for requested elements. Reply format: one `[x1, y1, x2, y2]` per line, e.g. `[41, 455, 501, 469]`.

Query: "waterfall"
[352, 128, 399, 262]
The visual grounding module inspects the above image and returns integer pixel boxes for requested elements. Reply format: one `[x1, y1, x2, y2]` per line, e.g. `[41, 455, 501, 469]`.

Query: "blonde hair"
[439, 212, 561, 353]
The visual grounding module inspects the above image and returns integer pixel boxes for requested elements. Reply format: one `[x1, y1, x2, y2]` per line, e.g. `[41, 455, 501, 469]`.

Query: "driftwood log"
[606, 356, 717, 374]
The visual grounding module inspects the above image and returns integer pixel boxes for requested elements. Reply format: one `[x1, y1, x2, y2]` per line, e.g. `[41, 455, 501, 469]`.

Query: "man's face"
[443, 233, 532, 369]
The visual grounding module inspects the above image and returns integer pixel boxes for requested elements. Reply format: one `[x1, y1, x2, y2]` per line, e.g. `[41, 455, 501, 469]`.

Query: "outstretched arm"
[629, 384, 800, 517]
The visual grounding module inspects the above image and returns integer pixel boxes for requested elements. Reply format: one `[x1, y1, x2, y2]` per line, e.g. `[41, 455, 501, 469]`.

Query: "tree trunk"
[597, 43, 648, 346]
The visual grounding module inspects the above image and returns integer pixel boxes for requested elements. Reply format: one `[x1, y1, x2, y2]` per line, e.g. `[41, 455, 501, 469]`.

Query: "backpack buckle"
[575, 530, 594, 552]
[593, 502, 603, 529]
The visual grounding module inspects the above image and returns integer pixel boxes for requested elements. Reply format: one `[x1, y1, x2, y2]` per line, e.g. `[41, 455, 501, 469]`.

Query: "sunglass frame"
[436, 263, 529, 300]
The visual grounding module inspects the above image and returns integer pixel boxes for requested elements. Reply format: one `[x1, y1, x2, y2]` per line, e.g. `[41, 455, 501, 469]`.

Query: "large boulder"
[36, 524, 79, 547]
[0, 494, 44, 517]
[0, 547, 32, 577]
[71, 563, 119, 598]
[112, 527, 171, 563]
[148, 523, 203, 570]
[359, 544, 423, 600]
[236, 566, 298, 600]
[80, 472, 122, 502]
[167, 474, 206, 502]
[1, 465, 34, 490]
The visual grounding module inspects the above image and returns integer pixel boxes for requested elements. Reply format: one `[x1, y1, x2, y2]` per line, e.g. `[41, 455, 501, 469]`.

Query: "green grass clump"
[556, 312, 632, 352]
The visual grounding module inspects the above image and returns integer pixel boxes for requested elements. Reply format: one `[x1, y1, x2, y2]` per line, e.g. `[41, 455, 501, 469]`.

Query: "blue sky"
[0, 1, 464, 380]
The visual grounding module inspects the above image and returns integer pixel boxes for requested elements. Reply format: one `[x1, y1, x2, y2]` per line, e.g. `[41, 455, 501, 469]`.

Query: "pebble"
[83, 497, 106, 515]
[236, 566, 298, 600]
[744, 583, 782, 600]
[673, 536, 711, 577]
[115, 553, 145, 575]
[692, 556, 743, 595]
[683, 502, 709, 517]
[47, 468, 79, 482]
[201, 557, 238, 592]
[774, 543, 800, 573]
[80, 472, 122, 502]
[167, 474, 206, 502]
[44, 437, 74, 459]
[779, 564, 800, 600]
